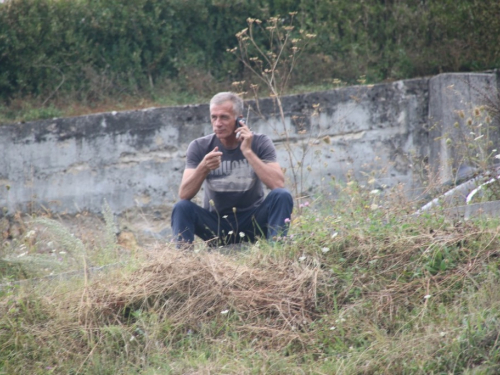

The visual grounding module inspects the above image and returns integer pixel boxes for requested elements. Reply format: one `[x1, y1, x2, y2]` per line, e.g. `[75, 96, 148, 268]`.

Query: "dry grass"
[83, 245, 321, 348]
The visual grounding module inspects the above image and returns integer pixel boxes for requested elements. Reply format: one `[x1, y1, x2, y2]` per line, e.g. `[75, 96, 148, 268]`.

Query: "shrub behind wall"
[0, 0, 499, 103]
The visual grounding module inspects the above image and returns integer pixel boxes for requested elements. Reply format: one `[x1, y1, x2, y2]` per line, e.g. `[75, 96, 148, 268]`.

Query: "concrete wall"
[429, 73, 500, 184]
[0, 72, 497, 219]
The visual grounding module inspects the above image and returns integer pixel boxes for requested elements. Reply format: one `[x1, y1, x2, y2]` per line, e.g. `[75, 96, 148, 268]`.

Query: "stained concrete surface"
[1, 72, 498, 242]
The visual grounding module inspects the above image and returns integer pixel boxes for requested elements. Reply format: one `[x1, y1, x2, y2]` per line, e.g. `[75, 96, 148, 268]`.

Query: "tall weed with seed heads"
[229, 14, 318, 199]
[102, 200, 119, 261]
[0, 203, 123, 283]
[453, 105, 500, 202]
[31, 216, 87, 266]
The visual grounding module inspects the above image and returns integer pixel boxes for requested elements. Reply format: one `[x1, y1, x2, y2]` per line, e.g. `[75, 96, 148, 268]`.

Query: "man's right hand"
[179, 147, 223, 200]
[203, 146, 223, 172]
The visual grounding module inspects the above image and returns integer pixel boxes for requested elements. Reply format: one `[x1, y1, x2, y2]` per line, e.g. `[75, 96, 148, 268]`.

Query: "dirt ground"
[0, 205, 174, 255]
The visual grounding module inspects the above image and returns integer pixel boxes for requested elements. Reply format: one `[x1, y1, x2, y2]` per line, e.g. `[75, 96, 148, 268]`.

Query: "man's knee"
[172, 199, 196, 216]
[171, 200, 199, 244]
[268, 188, 293, 204]
[171, 200, 199, 229]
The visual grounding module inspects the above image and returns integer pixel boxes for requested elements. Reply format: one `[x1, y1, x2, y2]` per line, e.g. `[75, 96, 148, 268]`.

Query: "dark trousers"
[171, 188, 293, 245]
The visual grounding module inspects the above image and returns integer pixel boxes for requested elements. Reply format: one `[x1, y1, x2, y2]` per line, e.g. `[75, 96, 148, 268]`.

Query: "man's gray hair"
[210, 92, 244, 116]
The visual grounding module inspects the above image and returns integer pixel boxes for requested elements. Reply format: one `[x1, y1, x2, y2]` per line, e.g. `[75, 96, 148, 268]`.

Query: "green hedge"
[0, 0, 263, 100]
[0, 0, 499, 102]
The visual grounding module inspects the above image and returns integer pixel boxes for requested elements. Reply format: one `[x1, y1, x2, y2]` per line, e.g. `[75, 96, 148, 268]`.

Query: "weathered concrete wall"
[0, 72, 497, 220]
[429, 72, 500, 184]
[267, 78, 430, 196]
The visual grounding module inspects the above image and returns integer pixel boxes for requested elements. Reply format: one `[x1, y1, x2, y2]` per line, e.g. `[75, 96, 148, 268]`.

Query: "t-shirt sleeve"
[254, 134, 277, 163]
[185, 140, 204, 169]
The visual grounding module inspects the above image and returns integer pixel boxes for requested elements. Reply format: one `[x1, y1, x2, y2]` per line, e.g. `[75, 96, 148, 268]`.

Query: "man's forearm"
[180, 147, 223, 200]
[178, 165, 210, 200]
[243, 149, 284, 190]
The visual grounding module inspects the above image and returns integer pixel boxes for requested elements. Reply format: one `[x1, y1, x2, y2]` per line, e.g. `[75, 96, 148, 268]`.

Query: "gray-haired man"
[171, 92, 293, 246]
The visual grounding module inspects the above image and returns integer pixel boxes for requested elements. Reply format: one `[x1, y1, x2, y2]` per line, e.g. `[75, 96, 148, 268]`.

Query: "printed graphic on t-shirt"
[206, 159, 256, 192]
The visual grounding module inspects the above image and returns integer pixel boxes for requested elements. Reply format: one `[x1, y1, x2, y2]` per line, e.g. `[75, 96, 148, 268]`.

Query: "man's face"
[210, 101, 237, 141]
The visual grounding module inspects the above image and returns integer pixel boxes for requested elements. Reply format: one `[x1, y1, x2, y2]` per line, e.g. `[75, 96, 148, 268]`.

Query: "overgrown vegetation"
[2, 1, 500, 372]
[2, 183, 500, 374]
[1, 0, 500, 123]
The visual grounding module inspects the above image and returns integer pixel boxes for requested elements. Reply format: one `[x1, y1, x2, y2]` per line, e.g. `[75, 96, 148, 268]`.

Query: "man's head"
[210, 92, 243, 117]
[209, 92, 244, 143]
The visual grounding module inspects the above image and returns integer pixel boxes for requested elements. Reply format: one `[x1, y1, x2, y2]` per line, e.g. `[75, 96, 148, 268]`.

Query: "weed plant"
[0, 203, 124, 285]
[453, 105, 500, 203]
[229, 14, 319, 201]
[1, 183, 500, 374]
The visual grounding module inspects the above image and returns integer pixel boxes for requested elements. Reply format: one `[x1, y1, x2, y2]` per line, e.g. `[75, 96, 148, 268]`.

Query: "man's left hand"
[235, 123, 253, 152]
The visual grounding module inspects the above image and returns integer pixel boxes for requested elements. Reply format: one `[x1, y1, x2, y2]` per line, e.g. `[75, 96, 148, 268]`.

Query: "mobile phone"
[235, 118, 245, 138]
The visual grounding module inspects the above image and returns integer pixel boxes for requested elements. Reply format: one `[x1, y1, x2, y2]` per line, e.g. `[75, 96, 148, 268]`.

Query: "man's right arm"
[178, 167, 208, 200]
[178, 146, 222, 200]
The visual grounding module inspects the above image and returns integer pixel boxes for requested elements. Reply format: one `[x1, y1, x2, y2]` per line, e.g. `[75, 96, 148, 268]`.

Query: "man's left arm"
[242, 149, 284, 190]
[237, 126, 284, 189]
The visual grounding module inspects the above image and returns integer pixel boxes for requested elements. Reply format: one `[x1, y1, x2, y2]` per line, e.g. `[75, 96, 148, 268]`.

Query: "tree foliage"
[0, 0, 499, 102]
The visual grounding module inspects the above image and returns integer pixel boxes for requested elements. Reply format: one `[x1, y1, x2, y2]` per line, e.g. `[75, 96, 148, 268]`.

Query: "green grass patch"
[1, 184, 500, 373]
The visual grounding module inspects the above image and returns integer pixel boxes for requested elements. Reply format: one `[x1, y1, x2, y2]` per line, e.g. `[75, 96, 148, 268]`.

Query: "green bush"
[0, 0, 249, 101]
[0, 0, 499, 103]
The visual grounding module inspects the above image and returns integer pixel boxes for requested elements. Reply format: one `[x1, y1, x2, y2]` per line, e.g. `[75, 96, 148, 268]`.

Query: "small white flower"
[370, 189, 381, 195]
[222, 215, 228, 218]
[221, 310, 229, 315]
[25, 230, 36, 238]
[321, 247, 330, 253]
[228, 231, 233, 235]
[239, 232, 245, 238]
[494, 154, 500, 160]
[299, 255, 306, 262]
[329, 326, 336, 330]
[424, 294, 431, 299]
[331, 232, 338, 239]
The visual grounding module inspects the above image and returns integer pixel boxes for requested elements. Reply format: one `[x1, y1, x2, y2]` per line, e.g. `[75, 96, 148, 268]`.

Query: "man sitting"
[171, 92, 293, 247]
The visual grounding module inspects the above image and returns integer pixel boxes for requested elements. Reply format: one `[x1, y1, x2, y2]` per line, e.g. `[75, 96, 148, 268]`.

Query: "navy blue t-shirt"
[185, 133, 277, 215]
